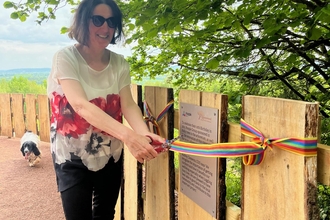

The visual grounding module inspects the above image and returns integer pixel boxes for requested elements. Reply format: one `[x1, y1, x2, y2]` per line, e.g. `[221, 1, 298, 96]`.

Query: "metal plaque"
[179, 102, 219, 218]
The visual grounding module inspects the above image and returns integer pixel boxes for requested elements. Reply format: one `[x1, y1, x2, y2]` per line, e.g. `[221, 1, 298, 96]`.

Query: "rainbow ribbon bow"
[169, 119, 317, 165]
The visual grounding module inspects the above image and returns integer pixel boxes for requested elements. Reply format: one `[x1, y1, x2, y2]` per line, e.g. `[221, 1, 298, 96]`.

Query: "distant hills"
[0, 68, 51, 84]
[0, 68, 168, 85]
[0, 68, 51, 73]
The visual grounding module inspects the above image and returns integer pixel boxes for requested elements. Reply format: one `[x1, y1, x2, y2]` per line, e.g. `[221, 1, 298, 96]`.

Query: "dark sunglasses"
[91, 15, 116, 28]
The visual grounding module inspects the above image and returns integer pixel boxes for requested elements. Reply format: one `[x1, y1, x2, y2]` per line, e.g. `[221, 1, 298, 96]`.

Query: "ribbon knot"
[263, 138, 272, 149]
[241, 119, 317, 165]
[143, 100, 174, 135]
[252, 137, 272, 149]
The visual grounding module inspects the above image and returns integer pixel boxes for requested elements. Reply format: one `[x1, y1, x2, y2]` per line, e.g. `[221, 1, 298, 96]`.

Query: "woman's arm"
[59, 79, 158, 163]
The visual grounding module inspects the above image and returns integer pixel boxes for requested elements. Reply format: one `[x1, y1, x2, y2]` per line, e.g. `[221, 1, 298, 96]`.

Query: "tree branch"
[282, 37, 330, 81]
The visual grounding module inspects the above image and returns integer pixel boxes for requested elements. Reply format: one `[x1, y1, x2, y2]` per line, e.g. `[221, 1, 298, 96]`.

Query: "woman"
[47, 0, 164, 219]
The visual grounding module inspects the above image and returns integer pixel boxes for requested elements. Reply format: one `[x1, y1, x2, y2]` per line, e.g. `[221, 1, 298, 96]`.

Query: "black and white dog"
[20, 131, 41, 167]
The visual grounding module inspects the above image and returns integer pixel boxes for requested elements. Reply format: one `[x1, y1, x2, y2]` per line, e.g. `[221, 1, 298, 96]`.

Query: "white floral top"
[47, 45, 130, 191]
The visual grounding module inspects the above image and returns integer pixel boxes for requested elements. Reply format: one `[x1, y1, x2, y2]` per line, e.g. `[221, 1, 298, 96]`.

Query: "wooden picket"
[241, 96, 318, 220]
[0, 93, 12, 137]
[122, 84, 144, 220]
[37, 95, 50, 142]
[318, 144, 330, 186]
[11, 93, 25, 138]
[143, 86, 175, 220]
[0, 93, 50, 142]
[25, 94, 38, 134]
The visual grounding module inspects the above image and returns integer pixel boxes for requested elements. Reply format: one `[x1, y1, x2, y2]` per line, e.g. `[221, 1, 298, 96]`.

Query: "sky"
[0, 1, 132, 70]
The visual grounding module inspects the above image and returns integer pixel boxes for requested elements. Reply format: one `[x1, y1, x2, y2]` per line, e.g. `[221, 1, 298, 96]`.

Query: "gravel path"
[0, 136, 65, 220]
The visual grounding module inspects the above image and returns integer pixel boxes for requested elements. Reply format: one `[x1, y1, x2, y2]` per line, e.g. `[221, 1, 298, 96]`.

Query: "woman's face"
[88, 4, 115, 50]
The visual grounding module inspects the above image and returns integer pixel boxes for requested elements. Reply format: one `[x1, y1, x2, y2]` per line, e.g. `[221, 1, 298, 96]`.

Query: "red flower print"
[105, 94, 122, 123]
[90, 97, 107, 112]
[89, 97, 107, 134]
[51, 92, 90, 138]
[89, 95, 122, 135]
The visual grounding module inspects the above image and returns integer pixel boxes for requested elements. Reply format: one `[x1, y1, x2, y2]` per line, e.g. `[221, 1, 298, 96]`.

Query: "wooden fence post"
[143, 86, 175, 220]
[121, 84, 144, 220]
[11, 93, 25, 137]
[241, 96, 319, 220]
[0, 94, 12, 137]
[37, 95, 50, 142]
[25, 94, 38, 134]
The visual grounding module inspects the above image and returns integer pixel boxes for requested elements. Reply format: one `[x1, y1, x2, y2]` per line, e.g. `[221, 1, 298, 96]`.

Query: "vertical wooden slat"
[136, 85, 144, 220]
[228, 123, 240, 143]
[178, 89, 201, 220]
[317, 143, 330, 186]
[174, 109, 179, 129]
[201, 91, 228, 220]
[123, 84, 144, 220]
[11, 93, 25, 138]
[25, 94, 38, 134]
[144, 86, 175, 220]
[0, 94, 12, 137]
[37, 95, 50, 142]
[226, 201, 241, 220]
[178, 89, 228, 220]
[241, 96, 318, 220]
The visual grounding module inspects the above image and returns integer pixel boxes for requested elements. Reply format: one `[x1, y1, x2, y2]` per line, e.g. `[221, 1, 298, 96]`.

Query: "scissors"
[146, 135, 180, 153]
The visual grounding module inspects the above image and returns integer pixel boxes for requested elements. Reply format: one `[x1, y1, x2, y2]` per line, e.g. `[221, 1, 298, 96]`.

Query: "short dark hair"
[68, 0, 124, 46]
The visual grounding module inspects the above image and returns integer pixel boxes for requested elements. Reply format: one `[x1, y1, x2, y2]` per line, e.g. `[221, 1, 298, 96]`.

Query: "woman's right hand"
[123, 133, 158, 163]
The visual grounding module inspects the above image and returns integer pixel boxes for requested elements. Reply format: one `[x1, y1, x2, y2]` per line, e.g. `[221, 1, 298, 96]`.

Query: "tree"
[4, 0, 330, 142]
[2, 76, 47, 94]
[120, 0, 330, 116]
[2, 0, 77, 23]
[121, 0, 330, 143]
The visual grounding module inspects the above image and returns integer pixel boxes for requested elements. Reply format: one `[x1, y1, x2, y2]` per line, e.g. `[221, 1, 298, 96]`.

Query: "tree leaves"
[308, 27, 322, 40]
[315, 5, 330, 23]
[3, 0, 330, 141]
[60, 26, 68, 34]
[3, 0, 79, 23]
[120, 0, 330, 120]
[206, 58, 219, 70]
[10, 12, 18, 19]
[3, 1, 14, 8]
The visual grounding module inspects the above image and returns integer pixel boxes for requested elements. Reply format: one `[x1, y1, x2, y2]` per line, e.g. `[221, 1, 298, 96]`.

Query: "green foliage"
[321, 118, 330, 145]
[3, 0, 78, 24]
[0, 76, 46, 94]
[318, 184, 330, 220]
[0, 79, 10, 93]
[226, 158, 242, 206]
[173, 128, 180, 169]
[118, 0, 330, 121]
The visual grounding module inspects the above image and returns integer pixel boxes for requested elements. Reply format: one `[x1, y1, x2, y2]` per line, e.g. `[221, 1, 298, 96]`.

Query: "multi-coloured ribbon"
[143, 101, 317, 165]
[169, 119, 317, 165]
[143, 100, 174, 134]
[240, 119, 317, 164]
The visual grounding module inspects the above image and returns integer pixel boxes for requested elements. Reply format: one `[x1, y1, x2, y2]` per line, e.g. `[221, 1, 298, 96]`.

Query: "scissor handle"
[145, 135, 163, 145]
[146, 135, 168, 153]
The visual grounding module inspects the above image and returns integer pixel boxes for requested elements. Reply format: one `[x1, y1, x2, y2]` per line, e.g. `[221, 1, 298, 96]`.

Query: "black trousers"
[60, 156, 123, 220]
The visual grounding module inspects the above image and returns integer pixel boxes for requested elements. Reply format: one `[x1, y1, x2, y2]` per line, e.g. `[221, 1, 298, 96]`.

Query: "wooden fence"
[0, 93, 50, 141]
[0, 87, 330, 220]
